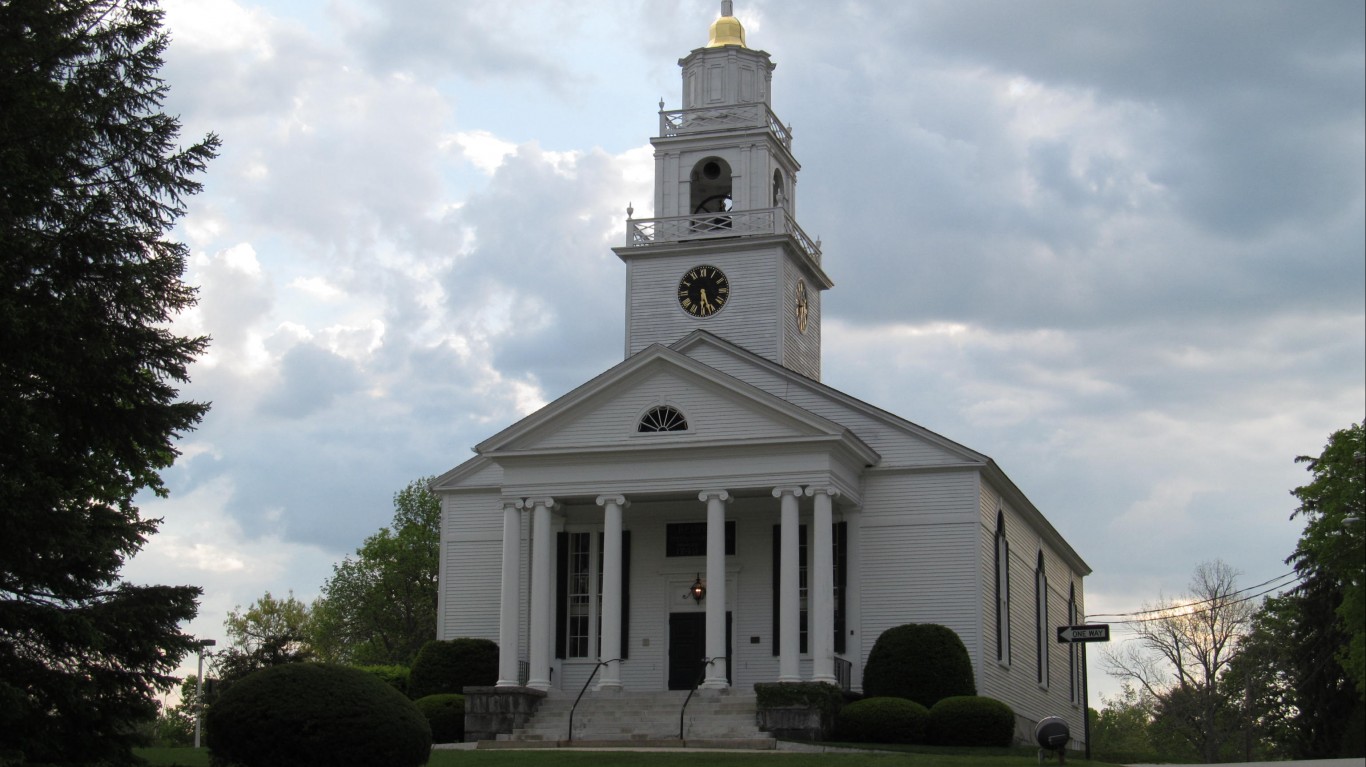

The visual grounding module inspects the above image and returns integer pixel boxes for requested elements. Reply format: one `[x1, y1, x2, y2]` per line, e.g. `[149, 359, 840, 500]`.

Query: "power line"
[1085, 571, 1298, 620]
[1098, 576, 1303, 627]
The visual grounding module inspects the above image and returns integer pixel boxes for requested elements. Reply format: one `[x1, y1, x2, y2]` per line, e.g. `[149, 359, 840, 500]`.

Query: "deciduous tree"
[1104, 560, 1254, 763]
[0, 0, 217, 763]
[311, 478, 440, 666]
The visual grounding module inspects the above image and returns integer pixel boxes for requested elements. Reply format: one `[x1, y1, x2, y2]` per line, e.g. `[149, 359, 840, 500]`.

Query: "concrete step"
[477, 738, 776, 750]
[506, 689, 767, 743]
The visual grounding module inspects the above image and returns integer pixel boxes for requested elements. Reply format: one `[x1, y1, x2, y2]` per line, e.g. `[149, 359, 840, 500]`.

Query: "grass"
[136, 745, 1127, 767]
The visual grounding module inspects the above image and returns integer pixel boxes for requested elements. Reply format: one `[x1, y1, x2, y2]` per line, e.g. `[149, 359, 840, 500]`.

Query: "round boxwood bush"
[835, 696, 929, 744]
[205, 663, 431, 767]
[927, 695, 1016, 747]
[414, 694, 465, 743]
[863, 623, 976, 707]
[407, 638, 498, 699]
[357, 664, 410, 696]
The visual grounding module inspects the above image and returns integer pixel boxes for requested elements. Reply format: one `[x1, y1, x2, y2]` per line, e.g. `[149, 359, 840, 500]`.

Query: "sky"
[123, 0, 1365, 704]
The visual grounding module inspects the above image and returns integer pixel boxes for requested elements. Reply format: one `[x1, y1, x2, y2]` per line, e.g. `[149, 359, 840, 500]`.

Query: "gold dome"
[706, 1, 747, 48]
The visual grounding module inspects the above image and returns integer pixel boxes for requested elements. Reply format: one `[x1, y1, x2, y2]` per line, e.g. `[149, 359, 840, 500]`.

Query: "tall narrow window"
[1068, 583, 1078, 704]
[833, 521, 847, 655]
[1035, 551, 1049, 687]
[567, 532, 592, 658]
[995, 512, 1011, 665]
[771, 524, 809, 655]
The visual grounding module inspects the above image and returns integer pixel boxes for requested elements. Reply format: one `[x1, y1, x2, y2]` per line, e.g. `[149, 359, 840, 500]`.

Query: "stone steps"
[500, 689, 770, 745]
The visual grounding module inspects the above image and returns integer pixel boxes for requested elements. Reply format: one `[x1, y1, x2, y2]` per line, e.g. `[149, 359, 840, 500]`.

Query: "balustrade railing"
[626, 207, 821, 264]
[660, 104, 792, 150]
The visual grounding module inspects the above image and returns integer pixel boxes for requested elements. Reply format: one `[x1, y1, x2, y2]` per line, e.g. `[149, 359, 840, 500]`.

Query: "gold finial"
[707, 0, 746, 48]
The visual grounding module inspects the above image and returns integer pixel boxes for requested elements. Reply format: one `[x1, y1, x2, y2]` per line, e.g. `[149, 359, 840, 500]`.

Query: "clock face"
[795, 278, 809, 333]
[677, 265, 730, 318]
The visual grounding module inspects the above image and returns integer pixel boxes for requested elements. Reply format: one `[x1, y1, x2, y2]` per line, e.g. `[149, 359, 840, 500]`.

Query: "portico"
[490, 479, 857, 694]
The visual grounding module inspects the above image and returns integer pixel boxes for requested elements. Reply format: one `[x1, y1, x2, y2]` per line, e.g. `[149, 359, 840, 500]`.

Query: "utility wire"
[1098, 577, 1303, 627]
[1086, 571, 1298, 620]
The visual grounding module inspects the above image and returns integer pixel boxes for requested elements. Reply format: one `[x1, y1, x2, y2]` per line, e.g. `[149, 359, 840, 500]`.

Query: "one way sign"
[1056, 624, 1110, 643]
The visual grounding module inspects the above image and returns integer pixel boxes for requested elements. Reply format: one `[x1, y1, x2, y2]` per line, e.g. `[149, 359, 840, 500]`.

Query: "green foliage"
[408, 638, 499, 699]
[204, 663, 431, 767]
[311, 477, 441, 666]
[359, 664, 412, 695]
[415, 694, 465, 743]
[212, 591, 315, 693]
[836, 697, 929, 744]
[0, 0, 217, 763]
[1289, 423, 1365, 699]
[862, 624, 976, 707]
[754, 681, 844, 711]
[927, 696, 1015, 747]
[1088, 684, 1156, 761]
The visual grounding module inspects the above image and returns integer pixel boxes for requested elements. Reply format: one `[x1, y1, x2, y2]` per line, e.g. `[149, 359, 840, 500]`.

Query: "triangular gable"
[671, 330, 986, 467]
[476, 344, 874, 458]
[431, 454, 502, 492]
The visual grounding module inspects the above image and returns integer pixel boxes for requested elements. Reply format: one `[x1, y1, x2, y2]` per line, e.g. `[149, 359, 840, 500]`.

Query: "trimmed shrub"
[358, 664, 410, 696]
[407, 638, 498, 699]
[204, 663, 431, 767]
[414, 694, 465, 743]
[927, 695, 1016, 747]
[862, 623, 976, 707]
[835, 696, 929, 744]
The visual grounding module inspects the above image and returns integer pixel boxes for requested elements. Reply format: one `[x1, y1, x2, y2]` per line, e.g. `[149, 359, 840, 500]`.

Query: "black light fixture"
[690, 574, 706, 604]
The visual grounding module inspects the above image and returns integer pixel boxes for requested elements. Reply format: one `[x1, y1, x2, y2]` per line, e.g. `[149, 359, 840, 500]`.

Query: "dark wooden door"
[668, 612, 731, 690]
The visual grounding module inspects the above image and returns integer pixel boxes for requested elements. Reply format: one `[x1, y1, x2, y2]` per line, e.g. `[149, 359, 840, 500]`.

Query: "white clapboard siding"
[862, 469, 978, 524]
[441, 540, 500, 641]
[530, 367, 807, 450]
[781, 259, 821, 379]
[682, 343, 973, 467]
[857, 520, 981, 682]
[627, 250, 782, 361]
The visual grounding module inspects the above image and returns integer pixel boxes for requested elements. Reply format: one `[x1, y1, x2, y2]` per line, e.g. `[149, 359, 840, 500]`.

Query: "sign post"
[1057, 624, 1110, 760]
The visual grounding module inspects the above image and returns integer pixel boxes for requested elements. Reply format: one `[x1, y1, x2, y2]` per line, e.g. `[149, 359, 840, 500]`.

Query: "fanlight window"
[639, 406, 688, 433]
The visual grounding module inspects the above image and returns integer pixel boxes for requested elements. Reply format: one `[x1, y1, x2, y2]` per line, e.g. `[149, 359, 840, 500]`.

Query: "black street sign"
[1056, 624, 1110, 643]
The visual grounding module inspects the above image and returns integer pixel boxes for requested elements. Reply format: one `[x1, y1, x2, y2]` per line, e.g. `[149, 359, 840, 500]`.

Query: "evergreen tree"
[1289, 423, 1366, 698]
[0, 0, 217, 763]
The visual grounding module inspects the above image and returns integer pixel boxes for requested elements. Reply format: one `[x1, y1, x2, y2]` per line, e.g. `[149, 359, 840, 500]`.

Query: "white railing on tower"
[659, 104, 792, 150]
[625, 207, 821, 264]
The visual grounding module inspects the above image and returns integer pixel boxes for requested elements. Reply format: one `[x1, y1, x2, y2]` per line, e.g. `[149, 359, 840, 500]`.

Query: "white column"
[526, 497, 556, 691]
[773, 487, 803, 683]
[845, 506, 864, 693]
[596, 494, 627, 691]
[700, 489, 730, 689]
[807, 486, 840, 685]
[495, 499, 524, 687]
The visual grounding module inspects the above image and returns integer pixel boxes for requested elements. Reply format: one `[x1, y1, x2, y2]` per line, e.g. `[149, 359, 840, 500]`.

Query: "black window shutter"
[620, 530, 631, 660]
[834, 521, 847, 654]
[555, 531, 568, 660]
[771, 525, 780, 655]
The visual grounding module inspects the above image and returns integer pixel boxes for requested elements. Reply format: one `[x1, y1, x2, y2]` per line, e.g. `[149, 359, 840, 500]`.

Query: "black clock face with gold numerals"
[677, 265, 730, 318]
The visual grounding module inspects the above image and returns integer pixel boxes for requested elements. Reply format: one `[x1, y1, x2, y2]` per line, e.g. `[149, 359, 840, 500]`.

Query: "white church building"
[434, 1, 1090, 741]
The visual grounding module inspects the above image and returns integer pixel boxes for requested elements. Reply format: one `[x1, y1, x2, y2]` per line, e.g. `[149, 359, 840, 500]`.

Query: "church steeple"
[613, 2, 832, 380]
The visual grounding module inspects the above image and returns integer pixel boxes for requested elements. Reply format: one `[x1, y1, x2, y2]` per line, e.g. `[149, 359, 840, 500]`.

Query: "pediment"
[670, 331, 988, 467]
[475, 345, 871, 460]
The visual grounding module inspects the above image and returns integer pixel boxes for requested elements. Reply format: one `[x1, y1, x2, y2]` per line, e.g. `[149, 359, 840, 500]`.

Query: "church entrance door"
[667, 612, 731, 690]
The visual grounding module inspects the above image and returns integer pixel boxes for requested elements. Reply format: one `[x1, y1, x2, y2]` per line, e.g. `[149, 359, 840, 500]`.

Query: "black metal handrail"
[567, 658, 621, 742]
[678, 656, 727, 740]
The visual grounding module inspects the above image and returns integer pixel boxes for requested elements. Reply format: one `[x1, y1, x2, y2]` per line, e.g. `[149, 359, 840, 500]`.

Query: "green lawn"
[137, 745, 1125, 767]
